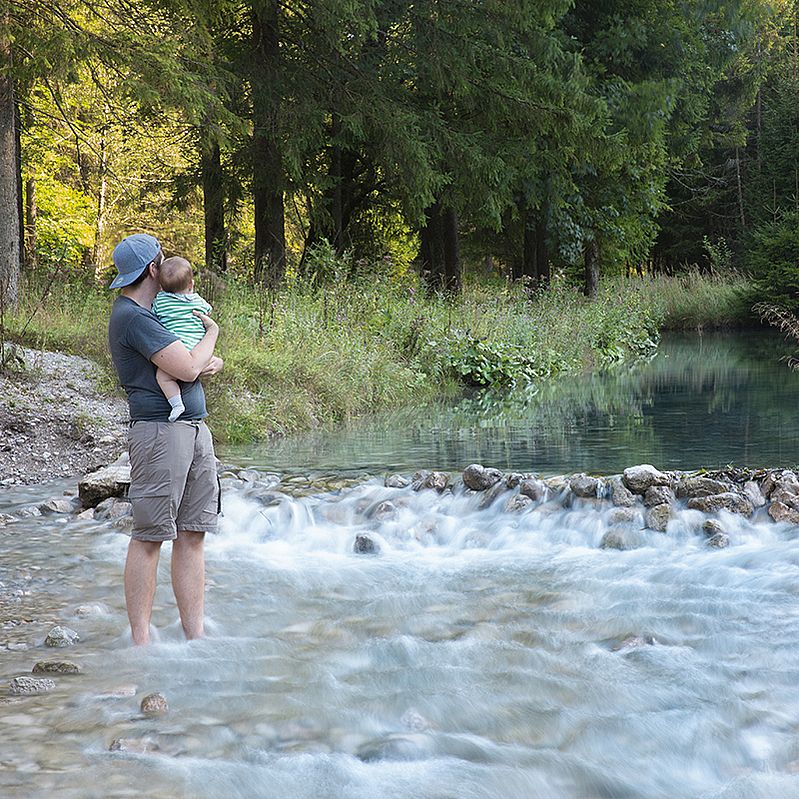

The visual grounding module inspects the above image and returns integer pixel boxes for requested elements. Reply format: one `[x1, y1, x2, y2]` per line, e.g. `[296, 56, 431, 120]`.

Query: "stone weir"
[4, 458, 798, 553]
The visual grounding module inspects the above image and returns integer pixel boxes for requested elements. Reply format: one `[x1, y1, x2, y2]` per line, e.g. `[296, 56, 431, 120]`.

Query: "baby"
[152, 256, 213, 422]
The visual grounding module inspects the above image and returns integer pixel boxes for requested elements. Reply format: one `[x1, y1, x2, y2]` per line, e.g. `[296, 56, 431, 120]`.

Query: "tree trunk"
[442, 205, 461, 294]
[201, 137, 227, 273]
[25, 177, 37, 270]
[0, 11, 20, 309]
[534, 215, 549, 287]
[252, 0, 285, 289]
[419, 200, 445, 290]
[584, 238, 599, 298]
[91, 123, 108, 277]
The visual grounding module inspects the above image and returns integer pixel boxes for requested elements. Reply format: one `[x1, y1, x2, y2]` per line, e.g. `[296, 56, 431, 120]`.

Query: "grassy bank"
[0, 269, 755, 443]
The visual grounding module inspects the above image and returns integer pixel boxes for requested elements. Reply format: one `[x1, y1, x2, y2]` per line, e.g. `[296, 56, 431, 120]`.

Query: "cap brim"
[109, 265, 147, 289]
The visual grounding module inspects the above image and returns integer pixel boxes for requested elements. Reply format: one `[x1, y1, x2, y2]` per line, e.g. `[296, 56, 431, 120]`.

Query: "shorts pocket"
[130, 492, 174, 539]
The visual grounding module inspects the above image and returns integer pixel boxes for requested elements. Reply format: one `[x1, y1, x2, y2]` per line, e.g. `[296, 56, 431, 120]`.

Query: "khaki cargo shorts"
[127, 420, 220, 542]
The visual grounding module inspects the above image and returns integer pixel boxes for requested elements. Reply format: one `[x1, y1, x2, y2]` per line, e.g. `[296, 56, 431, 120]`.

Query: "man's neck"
[121, 280, 158, 308]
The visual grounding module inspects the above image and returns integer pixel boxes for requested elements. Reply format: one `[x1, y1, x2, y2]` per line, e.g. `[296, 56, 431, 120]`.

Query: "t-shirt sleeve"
[126, 309, 179, 359]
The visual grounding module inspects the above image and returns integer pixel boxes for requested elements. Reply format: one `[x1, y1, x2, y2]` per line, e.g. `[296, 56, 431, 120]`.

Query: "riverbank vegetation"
[1, 1, 798, 440]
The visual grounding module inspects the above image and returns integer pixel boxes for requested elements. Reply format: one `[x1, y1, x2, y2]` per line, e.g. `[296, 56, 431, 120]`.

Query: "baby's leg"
[156, 366, 185, 422]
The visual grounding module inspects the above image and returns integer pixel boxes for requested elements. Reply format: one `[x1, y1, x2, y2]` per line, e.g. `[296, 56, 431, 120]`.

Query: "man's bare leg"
[124, 539, 162, 645]
[171, 530, 205, 639]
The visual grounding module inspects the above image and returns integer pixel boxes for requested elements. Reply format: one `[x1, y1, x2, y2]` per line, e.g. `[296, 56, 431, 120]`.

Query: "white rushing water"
[2, 475, 799, 798]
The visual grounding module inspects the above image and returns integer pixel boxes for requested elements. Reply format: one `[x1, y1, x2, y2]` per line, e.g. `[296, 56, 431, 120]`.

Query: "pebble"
[33, 661, 81, 674]
[44, 625, 80, 647]
[140, 692, 169, 716]
[9, 676, 56, 695]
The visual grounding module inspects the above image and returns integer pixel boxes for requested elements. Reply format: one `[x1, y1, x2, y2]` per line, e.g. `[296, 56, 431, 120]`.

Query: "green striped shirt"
[151, 291, 212, 351]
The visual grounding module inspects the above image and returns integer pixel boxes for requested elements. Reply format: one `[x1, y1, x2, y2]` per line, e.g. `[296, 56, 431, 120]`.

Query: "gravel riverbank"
[0, 347, 127, 486]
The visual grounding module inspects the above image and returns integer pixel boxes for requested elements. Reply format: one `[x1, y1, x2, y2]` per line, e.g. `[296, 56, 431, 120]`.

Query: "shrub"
[746, 212, 799, 312]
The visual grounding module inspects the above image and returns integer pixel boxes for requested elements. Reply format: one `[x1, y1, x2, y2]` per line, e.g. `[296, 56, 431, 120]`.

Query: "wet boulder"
[505, 494, 533, 513]
[519, 478, 547, 502]
[645, 503, 671, 532]
[39, 498, 76, 514]
[384, 474, 411, 489]
[687, 492, 754, 517]
[702, 519, 726, 538]
[707, 532, 730, 549]
[609, 477, 637, 508]
[412, 471, 449, 493]
[600, 527, 642, 551]
[94, 497, 132, 520]
[761, 470, 781, 499]
[644, 485, 676, 507]
[743, 480, 766, 509]
[353, 534, 380, 555]
[622, 465, 670, 495]
[44, 625, 79, 647]
[607, 507, 642, 526]
[462, 464, 503, 492]
[674, 476, 732, 499]
[569, 474, 599, 499]
[78, 452, 130, 508]
[768, 501, 799, 524]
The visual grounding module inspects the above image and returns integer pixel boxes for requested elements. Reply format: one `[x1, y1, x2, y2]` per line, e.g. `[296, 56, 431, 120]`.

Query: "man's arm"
[151, 312, 219, 382]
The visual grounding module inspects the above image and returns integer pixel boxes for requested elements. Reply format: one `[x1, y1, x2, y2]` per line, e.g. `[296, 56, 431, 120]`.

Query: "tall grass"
[2, 268, 755, 443]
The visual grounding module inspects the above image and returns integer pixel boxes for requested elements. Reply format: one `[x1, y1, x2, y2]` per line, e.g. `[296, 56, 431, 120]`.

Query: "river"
[2, 331, 799, 798]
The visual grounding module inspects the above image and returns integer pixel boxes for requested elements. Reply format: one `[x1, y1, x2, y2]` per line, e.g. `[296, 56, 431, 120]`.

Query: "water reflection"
[223, 331, 799, 475]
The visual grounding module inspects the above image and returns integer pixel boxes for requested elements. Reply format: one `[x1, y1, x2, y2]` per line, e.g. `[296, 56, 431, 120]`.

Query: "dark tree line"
[2, 0, 797, 308]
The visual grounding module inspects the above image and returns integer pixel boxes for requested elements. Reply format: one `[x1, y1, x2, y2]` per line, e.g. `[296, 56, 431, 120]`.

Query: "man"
[108, 233, 223, 645]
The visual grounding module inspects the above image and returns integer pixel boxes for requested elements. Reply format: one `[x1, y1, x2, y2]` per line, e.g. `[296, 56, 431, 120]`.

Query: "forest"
[1, 0, 799, 439]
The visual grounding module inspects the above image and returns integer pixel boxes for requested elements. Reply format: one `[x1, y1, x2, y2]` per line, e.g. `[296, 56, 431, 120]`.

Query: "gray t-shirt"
[109, 296, 208, 421]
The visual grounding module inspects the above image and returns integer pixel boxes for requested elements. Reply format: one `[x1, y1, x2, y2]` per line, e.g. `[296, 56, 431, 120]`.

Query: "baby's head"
[159, 256, 194, 294]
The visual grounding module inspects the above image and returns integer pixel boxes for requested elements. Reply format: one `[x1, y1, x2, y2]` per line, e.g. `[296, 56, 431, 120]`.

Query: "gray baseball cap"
[110, 234, 162, 289]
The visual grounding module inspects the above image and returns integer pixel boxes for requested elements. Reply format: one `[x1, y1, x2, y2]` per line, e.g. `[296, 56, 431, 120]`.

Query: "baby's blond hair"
[159, 256, 193, 293]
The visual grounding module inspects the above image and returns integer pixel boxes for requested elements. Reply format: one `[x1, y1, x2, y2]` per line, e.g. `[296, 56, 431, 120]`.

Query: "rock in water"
[622, 464, 670, 495]
[609, 477, 637, 507]
[33, 661, 80, 674]
[645, 503, 671, 532]
[702, 519, 726, 538]
[687, 492, 754, 517]
[644, 485, 675, 507]
[384, 474, 411, 489]
[707, 533, 730, 549]
[78, 452, 130, 508]
[44, 626, 80, 647]
[674, 476, 732, 499]
[353, 534, 380, 555]
[768, 501, 799, 524]
[462, 464, 503, 491]
[569, 474, 599, 498]
[140, 692, 169, 716]
[10, 676, 56, 694]
[412, 471, 449, 493]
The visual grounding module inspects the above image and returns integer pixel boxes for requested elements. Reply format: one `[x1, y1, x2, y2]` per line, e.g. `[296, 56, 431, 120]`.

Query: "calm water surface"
[2, 332, 799, 798]
[224, 331, 799, 475]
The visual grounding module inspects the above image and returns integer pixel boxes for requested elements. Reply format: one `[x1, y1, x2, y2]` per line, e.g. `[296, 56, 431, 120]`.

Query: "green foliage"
[746, 213, 799, 312]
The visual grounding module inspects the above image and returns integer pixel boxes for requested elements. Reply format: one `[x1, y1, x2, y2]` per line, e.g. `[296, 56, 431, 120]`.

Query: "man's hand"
[193, 310, 218, 333]
[200, 356, 224, 377]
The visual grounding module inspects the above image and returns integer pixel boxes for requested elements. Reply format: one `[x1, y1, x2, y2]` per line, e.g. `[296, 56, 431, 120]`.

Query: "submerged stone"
[702, 519, 726, 538]
[140, 692, 169, 716]
[10, 676, 55, 695]
[645, 503, 671, 532]
[33, 661, 80, 674]
[353, 534, 380, 555]
[505, 494, 533, 513]
[412, 471, 449, 493]
[706, 533, 730, 548]
[743, 480, 766, 509]
[612, 635, 655, 652]
[44, 626, 79, 648]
